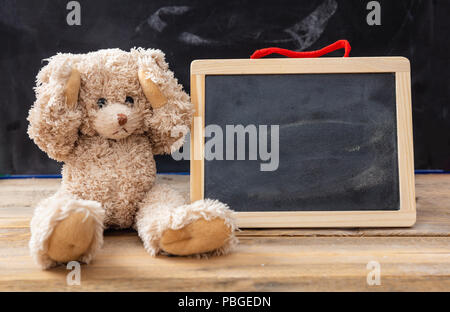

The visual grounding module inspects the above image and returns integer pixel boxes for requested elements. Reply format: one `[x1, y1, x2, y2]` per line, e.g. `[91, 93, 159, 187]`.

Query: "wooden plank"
[190, 74, 205, 202]
[395, 71, 416, 218]
[191, 57, 411, 75]
[0, 234, 448, 291]
[0, 174, 449, 236]
[0, 175, 448, 291]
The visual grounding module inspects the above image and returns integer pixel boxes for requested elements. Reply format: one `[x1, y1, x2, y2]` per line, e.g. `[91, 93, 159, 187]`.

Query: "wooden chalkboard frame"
[190, 57, 416, 228]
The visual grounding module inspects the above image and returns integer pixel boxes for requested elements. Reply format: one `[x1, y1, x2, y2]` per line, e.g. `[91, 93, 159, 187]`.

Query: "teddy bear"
[27, 48, 237, 269]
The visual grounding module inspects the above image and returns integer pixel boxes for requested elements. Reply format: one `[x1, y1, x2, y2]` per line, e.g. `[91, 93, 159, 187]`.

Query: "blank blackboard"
[190, 58, 416, 227]
[204, 73, 399, 212]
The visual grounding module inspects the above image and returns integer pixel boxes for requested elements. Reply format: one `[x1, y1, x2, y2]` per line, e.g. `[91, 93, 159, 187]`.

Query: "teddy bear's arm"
[27, 56, 82, 162]
[148, 100, 193, 155]
[135, 48, 194, 155]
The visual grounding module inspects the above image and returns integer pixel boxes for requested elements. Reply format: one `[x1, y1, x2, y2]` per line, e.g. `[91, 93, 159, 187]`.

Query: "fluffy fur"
[29, 190, 104, 269]
[27, 48, 237, 269]
[135, 185, 238, 256]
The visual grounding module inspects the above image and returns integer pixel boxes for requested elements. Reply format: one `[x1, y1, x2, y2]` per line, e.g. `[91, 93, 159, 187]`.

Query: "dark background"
[0, 0, 448, 174]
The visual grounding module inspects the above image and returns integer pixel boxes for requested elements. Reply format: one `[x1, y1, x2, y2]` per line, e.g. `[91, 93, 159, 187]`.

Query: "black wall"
[1, 0, 448, 174]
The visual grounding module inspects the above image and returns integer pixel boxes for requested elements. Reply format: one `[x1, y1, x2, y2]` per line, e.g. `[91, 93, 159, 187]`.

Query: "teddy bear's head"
[28, 48, 192, 160]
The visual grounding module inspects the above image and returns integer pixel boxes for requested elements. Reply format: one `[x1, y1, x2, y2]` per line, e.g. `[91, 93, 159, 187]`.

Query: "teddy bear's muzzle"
[117, 113, 127, 126]
[93, 103, 139, 140]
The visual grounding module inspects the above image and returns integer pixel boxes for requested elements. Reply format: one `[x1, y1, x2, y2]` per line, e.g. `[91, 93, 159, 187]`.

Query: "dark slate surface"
[204, 73, 399, 211]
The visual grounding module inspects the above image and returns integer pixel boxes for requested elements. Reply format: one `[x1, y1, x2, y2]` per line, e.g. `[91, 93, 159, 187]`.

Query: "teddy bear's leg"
[135, 184, 238, 257]
[29, 190, 104, 269]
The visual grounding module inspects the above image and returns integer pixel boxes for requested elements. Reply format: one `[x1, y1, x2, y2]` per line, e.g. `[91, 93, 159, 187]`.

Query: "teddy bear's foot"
[160, 217, 231, 256]
[47, 212, 96, 263]
[29, 191, 105, 269]
[135, 185, 238, 257]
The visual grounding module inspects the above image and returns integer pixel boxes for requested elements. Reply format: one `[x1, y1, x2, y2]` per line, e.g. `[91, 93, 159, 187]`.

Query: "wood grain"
[0, 234, 448, 291]
[0, 174, 449, 291]
[190, 74, 205, 202]
[191, 57, 411, 75]
[396, 71, 416, 219]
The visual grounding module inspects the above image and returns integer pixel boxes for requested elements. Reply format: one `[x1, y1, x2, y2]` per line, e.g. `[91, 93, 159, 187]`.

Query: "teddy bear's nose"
[117, 114, 127, 126]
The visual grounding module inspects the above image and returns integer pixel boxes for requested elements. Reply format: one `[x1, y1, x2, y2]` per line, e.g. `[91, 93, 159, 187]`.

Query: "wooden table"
[0, 174, 449, 291]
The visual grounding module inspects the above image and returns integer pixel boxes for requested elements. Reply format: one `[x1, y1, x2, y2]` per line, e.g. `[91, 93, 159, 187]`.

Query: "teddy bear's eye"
[125, 96, 134, 105]
[97, 98, 107, 108]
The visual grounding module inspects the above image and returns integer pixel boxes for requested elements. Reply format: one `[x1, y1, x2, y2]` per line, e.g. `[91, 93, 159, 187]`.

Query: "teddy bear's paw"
[47, 212, 97, 263]
[159, 217, 232, 256]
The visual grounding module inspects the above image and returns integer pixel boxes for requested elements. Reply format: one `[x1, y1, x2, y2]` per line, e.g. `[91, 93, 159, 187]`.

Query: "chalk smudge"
[284, 0, 338, 50]
[351, 165, 386, 190]
[136, 5, 190, 33]
[137, 0, 338, 49]
[178, 32, 217, 45]
[280, 119, 365, 128]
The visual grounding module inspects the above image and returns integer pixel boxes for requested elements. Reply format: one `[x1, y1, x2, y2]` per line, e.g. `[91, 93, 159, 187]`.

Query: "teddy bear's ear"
[135, 48, 168, 109]
[138, 69, 167, 109]
[64, 68, 81, 110]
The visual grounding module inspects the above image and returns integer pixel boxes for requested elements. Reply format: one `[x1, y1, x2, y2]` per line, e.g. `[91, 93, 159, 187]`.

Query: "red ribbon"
[250, 40, 351, 59]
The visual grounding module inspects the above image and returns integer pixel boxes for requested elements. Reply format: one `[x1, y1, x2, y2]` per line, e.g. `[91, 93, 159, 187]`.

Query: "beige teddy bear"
[27, 48, 237, 269]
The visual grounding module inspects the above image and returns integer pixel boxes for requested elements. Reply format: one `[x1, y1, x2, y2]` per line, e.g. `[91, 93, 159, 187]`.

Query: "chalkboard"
[1, 0, 450, 175]
[190, 58, 416, 227]
[204, 73, 399, 212]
